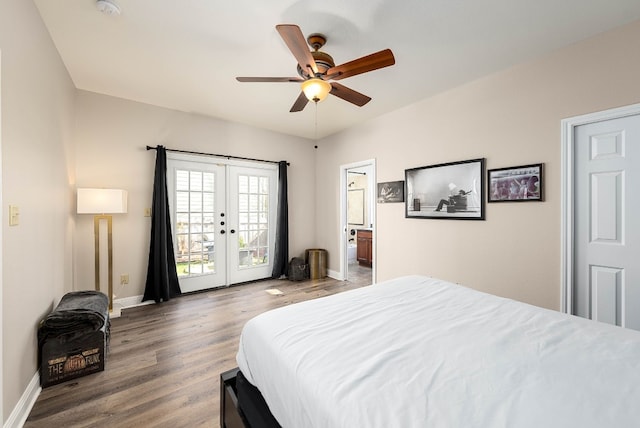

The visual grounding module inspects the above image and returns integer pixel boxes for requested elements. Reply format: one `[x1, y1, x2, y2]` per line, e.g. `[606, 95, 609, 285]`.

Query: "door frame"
[561, 102, 640, 314]
[167, 152, 278, 289]
[339, 159, 376, 282]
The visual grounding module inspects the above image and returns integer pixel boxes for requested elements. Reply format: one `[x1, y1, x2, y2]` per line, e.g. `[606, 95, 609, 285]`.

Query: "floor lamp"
[77, 188, 128, 311]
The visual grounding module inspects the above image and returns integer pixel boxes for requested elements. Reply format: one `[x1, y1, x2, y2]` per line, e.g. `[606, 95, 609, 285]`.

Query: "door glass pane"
[237, 173, 270, 268]
[175, 168, 217, 277]
[176, 170, 189, 191]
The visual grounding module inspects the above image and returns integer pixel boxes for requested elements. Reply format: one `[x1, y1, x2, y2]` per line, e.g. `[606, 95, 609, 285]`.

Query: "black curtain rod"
[146, 145, 288, 166]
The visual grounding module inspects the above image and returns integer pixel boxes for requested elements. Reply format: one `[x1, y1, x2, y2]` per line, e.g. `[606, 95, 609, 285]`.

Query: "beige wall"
[316, 19, 640, 311]
[0, 0, 77, 420]
[74, 91, 316, 302]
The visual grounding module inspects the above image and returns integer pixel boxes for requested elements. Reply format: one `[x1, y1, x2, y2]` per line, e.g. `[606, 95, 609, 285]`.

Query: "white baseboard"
[112, 295, 152, 317]
[327, 269, 343, 280]
[4, 372, 41, 428]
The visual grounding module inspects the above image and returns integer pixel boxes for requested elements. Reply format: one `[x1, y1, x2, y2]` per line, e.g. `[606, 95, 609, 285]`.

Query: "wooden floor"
[25, 267, 372, 428]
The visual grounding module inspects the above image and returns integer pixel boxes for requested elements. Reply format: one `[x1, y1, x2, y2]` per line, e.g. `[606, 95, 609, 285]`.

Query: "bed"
[222, 275, 640, 427]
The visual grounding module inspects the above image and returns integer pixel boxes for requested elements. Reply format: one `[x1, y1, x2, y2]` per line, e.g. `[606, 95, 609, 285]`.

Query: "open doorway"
[340, 160, 375, 284]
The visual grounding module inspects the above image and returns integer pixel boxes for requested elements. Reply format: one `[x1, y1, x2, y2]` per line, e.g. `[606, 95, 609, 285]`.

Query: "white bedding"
[237, 276, 640, 427]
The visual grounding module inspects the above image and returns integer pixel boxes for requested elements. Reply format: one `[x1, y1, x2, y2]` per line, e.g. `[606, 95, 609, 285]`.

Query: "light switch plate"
[9, 205, 19, 226]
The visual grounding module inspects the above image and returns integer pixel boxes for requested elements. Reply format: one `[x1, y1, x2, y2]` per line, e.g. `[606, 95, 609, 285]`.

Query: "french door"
[228, 166, 277, 283]
[167, 155, 277, 292]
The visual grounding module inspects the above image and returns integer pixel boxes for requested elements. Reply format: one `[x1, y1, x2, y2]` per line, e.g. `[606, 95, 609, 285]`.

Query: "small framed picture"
[377, 181, 404, 203]
[405, 158, 485, 220]
[488, 163, 543, 202]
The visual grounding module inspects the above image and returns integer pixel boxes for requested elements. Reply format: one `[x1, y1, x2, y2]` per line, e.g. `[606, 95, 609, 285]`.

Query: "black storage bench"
[38, 291, 110, 388]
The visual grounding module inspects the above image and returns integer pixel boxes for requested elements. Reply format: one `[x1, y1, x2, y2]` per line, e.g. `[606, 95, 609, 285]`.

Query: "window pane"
[203, 172, 214, 192]
[239, 175, 248, 193]
[253, 248, 267, 266]
[176, 191, 189, 213]
[176, 170, 189, 191]
[203, 193, 214, 213]
[176, 213, 189, 233]
[249, 195, 258, 211]
[239, 194, 248, 212]
[259, 177, 269, 194]
[203, 215, 215, 233]
[190, 213, 202, 232]
[239, 231, 249, 248]
[189, 260, 204, 275]
[258, 231, 268, 247]
[190, 171, 202, 191]
[176, 234, 189, 258]
[249, 176, 259, 193]
[190, 192, 202, 212]
[190, 233, 203, 251]
[260, 195, 268, 212]
[239, 249, 251, 267]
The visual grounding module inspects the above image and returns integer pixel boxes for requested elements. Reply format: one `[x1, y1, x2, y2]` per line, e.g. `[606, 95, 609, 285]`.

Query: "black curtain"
[143, 146, 182, 302]
[271, 161, 289, 278]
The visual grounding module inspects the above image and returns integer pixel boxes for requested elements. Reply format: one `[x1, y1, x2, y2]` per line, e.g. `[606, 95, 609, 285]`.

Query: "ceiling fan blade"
[290, 92, 309, 112]
[236, 77, 303, 83]
[330, 82, 371, 107]
[327, 49, 395, 81]
[276, 24, 318, 76]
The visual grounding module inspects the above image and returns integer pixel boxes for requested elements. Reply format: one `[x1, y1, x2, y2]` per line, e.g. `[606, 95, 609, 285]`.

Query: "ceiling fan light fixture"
[301, 78, 331, 103]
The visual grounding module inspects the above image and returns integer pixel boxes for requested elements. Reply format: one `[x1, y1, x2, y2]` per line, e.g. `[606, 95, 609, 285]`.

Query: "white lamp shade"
[77, 188, 128, 214]
[301, 78, 331, 102]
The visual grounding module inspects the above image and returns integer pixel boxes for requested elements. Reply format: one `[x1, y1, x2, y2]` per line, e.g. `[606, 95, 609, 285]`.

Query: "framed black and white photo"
[377, 181, 404, 203]
[488, 163, 543, 202]
[405, 158, 485, 220]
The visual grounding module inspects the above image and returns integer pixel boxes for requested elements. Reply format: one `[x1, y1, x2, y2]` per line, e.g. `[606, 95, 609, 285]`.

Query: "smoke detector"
[96, 0, 121, 16]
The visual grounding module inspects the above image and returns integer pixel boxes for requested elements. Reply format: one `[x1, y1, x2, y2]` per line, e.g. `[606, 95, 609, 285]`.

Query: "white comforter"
[237, 276, 640, 427]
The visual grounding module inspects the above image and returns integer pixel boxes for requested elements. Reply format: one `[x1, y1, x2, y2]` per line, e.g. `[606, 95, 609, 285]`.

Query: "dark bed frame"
[220, 367, 281, 428]
[220, 368, 246, 428]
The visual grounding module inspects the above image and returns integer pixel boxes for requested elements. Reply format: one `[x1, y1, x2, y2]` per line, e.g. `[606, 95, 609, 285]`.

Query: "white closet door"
[574, 114, 640, 330]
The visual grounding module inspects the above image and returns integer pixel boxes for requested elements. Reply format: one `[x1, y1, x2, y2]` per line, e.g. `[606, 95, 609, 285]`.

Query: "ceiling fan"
[236, 24, 396, 112]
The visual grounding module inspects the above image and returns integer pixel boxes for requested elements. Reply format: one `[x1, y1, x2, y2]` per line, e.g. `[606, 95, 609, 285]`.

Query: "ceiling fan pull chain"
[314, 102, 319, 142]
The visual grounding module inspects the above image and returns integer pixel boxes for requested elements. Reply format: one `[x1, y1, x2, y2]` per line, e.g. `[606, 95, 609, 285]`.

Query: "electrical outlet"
[120, 274, 129, 285]
[144, 208, 152, 217]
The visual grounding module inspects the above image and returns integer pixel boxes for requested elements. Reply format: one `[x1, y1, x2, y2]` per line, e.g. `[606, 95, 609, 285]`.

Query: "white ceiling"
[34, 0, 640, 139]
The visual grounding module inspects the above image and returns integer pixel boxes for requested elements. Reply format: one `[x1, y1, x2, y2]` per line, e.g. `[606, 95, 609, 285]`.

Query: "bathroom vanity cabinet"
[356, 229, 372, 267]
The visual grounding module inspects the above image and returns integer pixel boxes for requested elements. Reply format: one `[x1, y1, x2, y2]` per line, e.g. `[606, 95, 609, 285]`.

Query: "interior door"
[573, 113, 640, 330]
[168, 159, 227, 292]
[227, 165, 277, 284]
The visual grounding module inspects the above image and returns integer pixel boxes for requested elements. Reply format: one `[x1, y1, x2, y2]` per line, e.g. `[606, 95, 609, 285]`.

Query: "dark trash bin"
[288, 257, 309, 281]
